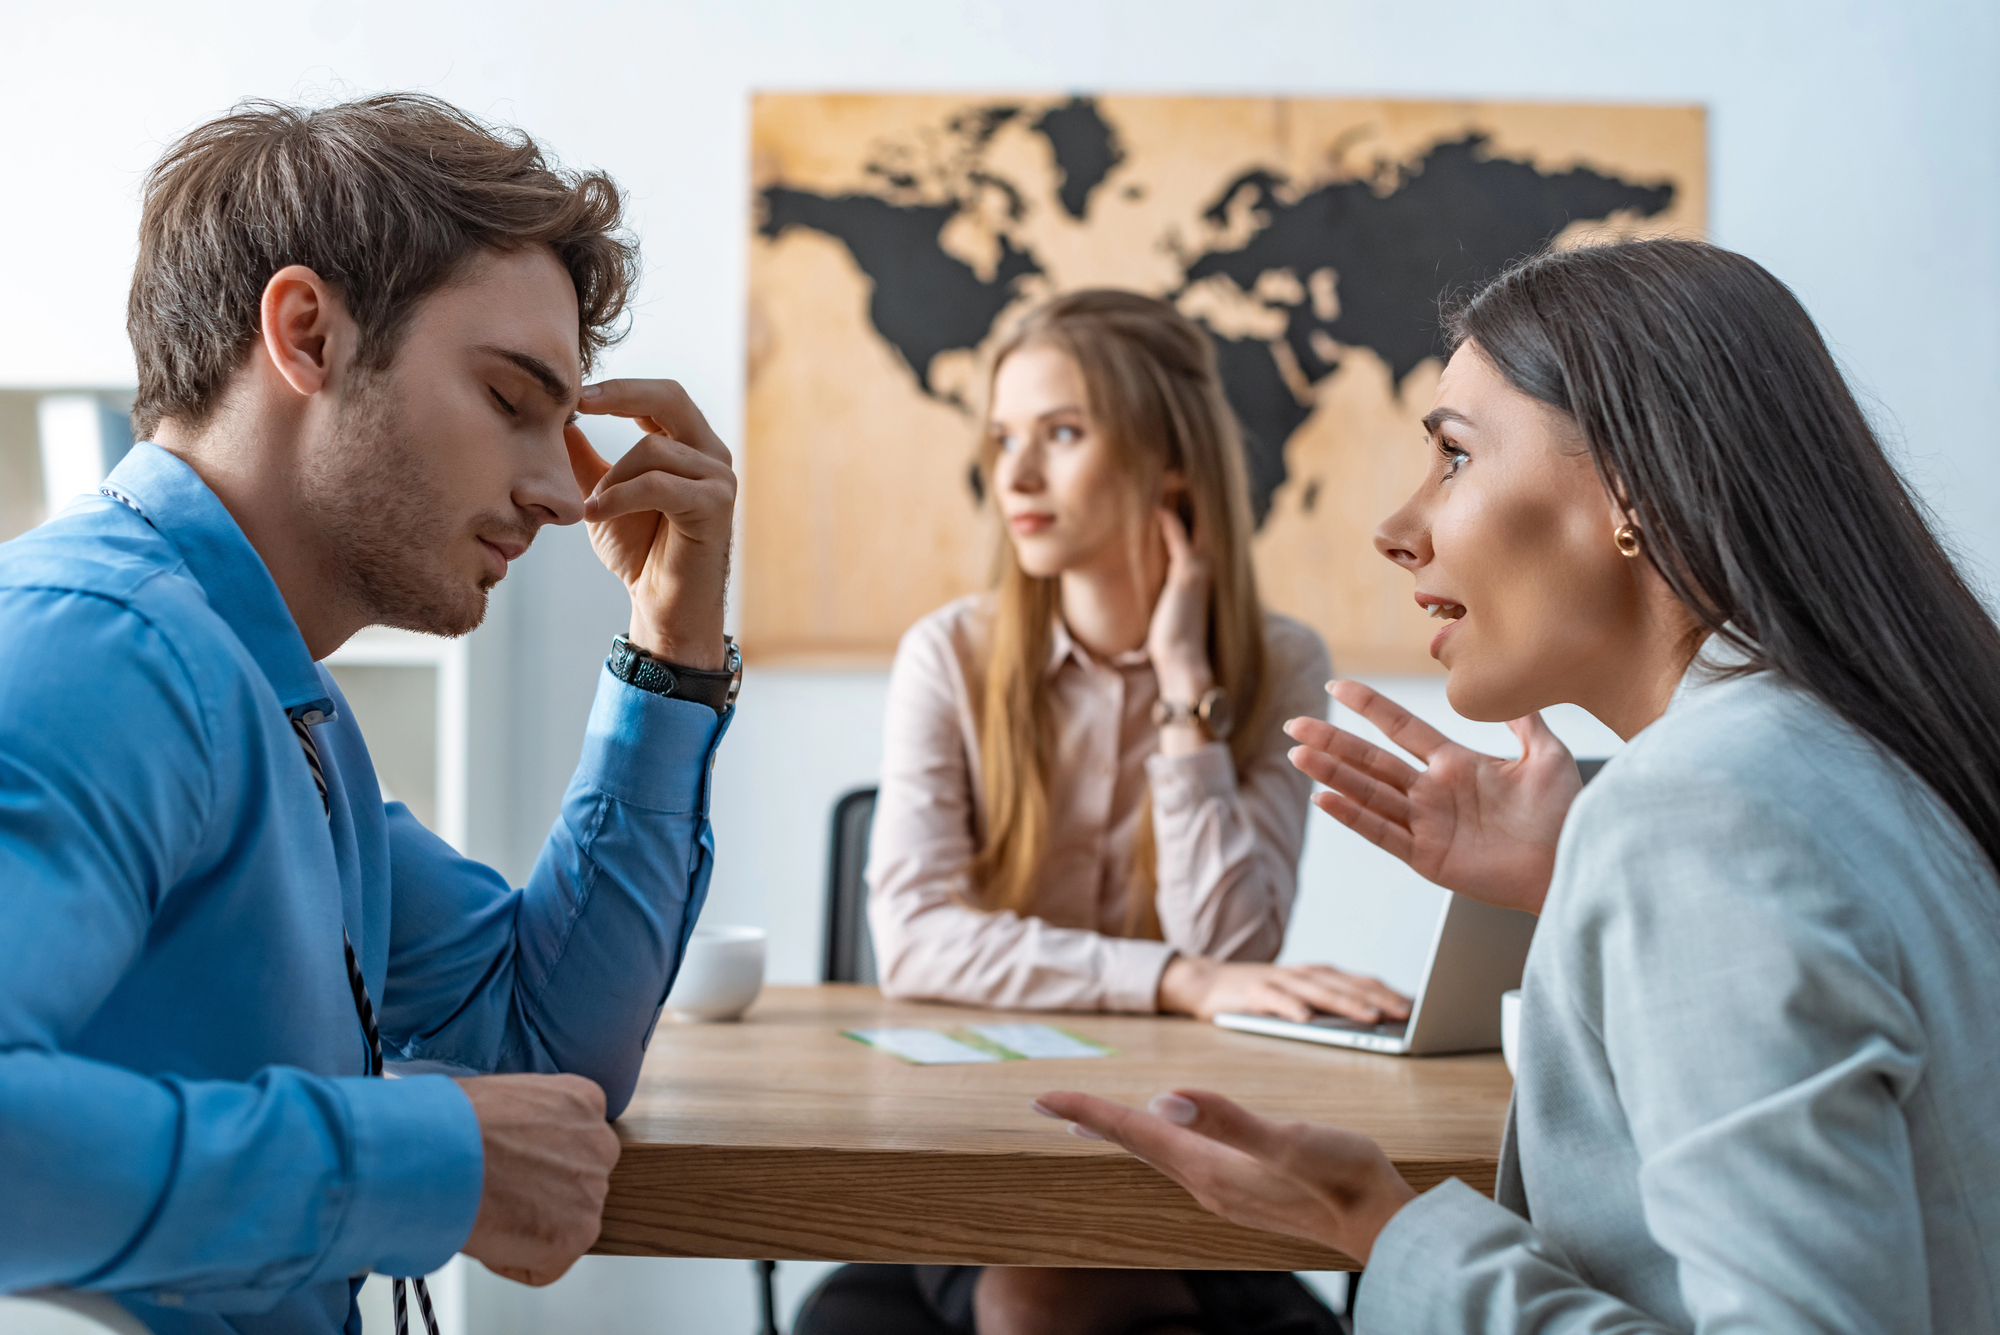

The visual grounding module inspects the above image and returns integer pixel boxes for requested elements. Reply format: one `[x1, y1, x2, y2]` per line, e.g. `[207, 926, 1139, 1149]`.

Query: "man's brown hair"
[128, 93, 638, 438]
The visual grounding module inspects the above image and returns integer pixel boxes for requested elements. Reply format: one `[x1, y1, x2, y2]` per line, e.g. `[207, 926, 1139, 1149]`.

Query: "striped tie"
[294, 715, 441, 1335]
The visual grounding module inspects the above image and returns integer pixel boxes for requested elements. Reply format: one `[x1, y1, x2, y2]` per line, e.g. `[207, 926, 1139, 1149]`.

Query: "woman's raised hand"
[1286, 681, 1582, 914]
[1144, 505, 1215, 705]
[1031, 1088, 1415, 1265]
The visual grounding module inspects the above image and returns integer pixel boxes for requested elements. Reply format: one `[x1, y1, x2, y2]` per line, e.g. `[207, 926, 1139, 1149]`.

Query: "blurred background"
[2, 0, 1995, 1329]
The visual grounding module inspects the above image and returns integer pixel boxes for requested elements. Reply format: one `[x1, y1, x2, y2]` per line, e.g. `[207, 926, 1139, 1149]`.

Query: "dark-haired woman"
[1037, 239, 2000, 1331]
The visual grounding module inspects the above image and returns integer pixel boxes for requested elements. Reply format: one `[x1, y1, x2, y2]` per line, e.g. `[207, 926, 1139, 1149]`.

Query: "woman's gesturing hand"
[1032, 1088, 1416, 1265]
[1285, 681, 1582, 914]
[1157, 955, 1410, 1025]
[1144, 505, 1215, 706]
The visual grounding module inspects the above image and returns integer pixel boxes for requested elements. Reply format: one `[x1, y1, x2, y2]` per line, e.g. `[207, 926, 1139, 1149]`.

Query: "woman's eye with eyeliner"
[489, 387, 517, 416]
[1049, 424, 1080, 445]
[1436, 436, 1470, 480]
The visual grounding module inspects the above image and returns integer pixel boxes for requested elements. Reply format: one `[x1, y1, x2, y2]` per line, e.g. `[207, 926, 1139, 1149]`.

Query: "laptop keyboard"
[1307, 1014, 1410, 1038]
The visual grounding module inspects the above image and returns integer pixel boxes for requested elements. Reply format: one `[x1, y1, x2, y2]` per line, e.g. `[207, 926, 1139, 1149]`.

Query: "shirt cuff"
[1145, 743, 1235, 807]
[578, 665, 728, 814]
[1357, 1178, 1529, 1331]
[319, 1075, 485, 1281]
[1101, 937, 1177, 1013]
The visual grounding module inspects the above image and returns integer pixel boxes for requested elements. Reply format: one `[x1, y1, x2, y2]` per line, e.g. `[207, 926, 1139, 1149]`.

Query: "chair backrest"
[1577, 757, 1610, 786]
[824, 786, 879, 984]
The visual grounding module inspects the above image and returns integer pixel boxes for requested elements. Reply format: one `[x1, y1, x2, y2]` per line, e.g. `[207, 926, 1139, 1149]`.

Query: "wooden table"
[597, 986, 1511, 1271]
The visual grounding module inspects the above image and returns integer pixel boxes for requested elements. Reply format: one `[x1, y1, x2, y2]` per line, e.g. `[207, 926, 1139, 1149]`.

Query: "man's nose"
[522, 439, 587, 527]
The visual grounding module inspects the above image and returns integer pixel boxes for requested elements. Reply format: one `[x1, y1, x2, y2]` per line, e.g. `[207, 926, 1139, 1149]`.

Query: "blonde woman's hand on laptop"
[1286, 680, 1581, 915]
[1157, 955, 1410, 1024]
[1031, 1087, 1415, 1265]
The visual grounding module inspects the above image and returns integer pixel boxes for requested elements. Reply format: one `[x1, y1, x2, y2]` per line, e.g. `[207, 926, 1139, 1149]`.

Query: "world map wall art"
[743, 94, 1705, 672]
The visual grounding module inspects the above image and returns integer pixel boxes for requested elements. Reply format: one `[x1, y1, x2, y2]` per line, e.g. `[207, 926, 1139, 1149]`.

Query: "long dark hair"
[1450, 238, 2000, 878]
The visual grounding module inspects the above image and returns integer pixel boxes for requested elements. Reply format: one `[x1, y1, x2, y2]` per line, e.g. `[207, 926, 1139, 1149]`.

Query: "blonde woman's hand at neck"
[1059, 506, 1218, 755]
[1143, 506, 1219, 755]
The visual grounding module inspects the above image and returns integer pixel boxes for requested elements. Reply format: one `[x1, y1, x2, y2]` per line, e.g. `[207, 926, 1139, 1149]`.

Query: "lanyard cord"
[293, 715, 441, 1335]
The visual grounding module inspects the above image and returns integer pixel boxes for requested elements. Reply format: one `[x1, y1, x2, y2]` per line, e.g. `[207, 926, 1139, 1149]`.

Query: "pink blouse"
[866, 594, 1333, 1012]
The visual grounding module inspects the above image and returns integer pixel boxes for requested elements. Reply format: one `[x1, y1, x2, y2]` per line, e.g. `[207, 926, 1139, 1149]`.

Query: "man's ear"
[258, 265, 352, 399]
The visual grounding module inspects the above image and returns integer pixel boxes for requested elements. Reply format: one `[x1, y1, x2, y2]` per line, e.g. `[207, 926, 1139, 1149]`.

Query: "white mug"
[1500, 988, 1523, 1076]
[667, 925, 766, 1022]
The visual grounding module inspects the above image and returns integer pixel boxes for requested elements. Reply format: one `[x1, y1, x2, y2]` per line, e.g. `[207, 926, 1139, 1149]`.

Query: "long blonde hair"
[970, 290, 1269, 935]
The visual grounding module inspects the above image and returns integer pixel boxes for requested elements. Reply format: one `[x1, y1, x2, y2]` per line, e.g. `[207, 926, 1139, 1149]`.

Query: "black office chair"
[753, 786, 883, 1334]
[1577, 757, 1609, 785]
[824, 786, 879, 985]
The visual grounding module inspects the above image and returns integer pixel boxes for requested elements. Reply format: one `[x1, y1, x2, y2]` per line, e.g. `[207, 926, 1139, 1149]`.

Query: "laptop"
[1215, 758, 1605, 1056]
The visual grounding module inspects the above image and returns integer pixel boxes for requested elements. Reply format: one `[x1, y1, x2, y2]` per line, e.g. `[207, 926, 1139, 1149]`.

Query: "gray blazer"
[1361, 663, 2000, 1332]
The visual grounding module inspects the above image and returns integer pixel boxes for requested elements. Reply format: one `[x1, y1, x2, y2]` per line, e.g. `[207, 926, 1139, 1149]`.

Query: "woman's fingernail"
[1029, 1100, 1059, 1119]
[1068, 1122, 1105, 1141]
[1150, 1093, 1198, 1125]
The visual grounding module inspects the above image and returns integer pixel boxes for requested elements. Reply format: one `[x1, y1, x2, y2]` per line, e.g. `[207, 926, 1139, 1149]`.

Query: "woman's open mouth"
[1417, 595, 1466, 658]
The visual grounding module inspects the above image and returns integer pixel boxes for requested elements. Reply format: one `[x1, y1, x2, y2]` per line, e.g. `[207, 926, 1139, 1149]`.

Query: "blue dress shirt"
[0, 444, 726, 1333]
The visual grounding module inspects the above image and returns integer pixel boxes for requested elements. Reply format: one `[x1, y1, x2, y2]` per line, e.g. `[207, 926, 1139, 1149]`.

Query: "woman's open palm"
[1285, 681, 1583, 914]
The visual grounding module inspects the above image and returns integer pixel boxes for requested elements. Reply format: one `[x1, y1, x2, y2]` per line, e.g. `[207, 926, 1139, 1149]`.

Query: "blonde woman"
[797, 292, 1403, 1335]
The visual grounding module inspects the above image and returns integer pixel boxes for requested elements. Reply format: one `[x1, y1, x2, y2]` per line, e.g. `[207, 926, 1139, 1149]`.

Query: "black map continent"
[757, 102, 1675, 525]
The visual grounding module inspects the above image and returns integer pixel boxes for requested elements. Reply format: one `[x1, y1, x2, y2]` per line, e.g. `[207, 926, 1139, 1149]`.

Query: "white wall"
[5, 0, 1996, 1329]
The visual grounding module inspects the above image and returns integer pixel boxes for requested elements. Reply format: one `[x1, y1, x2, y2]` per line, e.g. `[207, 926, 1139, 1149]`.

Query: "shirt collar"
[1043, 615, 1153, 678]
[104, 443, 336, 719]
[1666, 624, 1758, 714]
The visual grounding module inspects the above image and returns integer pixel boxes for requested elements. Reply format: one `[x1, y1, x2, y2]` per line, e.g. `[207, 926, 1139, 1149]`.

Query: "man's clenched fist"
[453, 1073, 622, 1286]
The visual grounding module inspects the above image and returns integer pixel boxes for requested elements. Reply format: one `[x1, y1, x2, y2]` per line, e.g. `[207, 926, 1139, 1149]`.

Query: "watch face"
[1199, 688, 1234, 739]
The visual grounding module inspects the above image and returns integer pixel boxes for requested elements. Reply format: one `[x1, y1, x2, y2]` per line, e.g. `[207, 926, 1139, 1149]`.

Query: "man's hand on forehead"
[566, 378, 736, 670]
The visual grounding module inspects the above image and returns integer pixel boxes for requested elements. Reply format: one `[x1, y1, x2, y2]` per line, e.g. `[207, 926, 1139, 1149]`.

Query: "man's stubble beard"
[299, 376, 503, 639]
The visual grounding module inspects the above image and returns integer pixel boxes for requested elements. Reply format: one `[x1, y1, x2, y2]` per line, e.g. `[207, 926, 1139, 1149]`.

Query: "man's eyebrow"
[1422, 407, 1473, 435]
[477, 345, 579, 408]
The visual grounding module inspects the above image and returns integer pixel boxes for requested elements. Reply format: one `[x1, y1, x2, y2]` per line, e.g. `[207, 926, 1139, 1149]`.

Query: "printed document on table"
[843, 1027, 1002, 1064]
[843, 1023, 1114, 1064]
[965, 1023, 1112, 1059]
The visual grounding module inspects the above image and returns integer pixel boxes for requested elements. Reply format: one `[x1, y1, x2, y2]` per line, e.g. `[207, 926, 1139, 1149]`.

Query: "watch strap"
[609, 635, 741, 714]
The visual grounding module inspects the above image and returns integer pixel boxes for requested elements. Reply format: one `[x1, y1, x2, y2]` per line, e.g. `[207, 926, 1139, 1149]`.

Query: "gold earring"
[1614, 524, 1642, 558]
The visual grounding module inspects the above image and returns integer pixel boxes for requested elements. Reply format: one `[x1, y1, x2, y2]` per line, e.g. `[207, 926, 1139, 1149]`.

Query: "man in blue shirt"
[0, 95, 741, 1332]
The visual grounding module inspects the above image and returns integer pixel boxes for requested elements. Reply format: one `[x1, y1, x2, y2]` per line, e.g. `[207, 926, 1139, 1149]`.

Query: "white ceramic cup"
[1500, 988, 1523, 1076]
[666, 925, 766, 1022]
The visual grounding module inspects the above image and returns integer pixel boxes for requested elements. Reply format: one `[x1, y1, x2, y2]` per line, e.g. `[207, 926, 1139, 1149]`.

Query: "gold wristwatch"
[1151, 686, 1233, 739]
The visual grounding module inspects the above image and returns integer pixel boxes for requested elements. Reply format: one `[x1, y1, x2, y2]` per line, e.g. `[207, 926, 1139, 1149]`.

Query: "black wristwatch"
[609, 634, 742, 714]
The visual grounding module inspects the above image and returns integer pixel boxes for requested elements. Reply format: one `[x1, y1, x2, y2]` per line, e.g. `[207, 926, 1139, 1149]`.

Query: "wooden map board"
[744, 94, 1705, 671]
